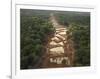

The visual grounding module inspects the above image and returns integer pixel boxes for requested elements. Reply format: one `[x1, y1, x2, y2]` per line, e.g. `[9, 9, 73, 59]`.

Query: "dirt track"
[40, 14, 75, 68]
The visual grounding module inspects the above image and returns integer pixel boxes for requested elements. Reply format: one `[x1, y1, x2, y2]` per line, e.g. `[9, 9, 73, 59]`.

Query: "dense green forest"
[21, 10, 90, 25]
[55, 11, 90, 26]
[68, 24, 90, 66]
[56, 12, 90, 66]
[20, 9, 54, 69]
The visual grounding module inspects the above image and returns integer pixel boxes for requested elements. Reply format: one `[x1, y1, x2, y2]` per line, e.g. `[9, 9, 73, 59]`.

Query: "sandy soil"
[40, 13, 75, 68]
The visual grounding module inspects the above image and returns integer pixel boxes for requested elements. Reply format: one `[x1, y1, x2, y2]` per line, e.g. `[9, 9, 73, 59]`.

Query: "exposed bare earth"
[41, 14, 75, 68]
